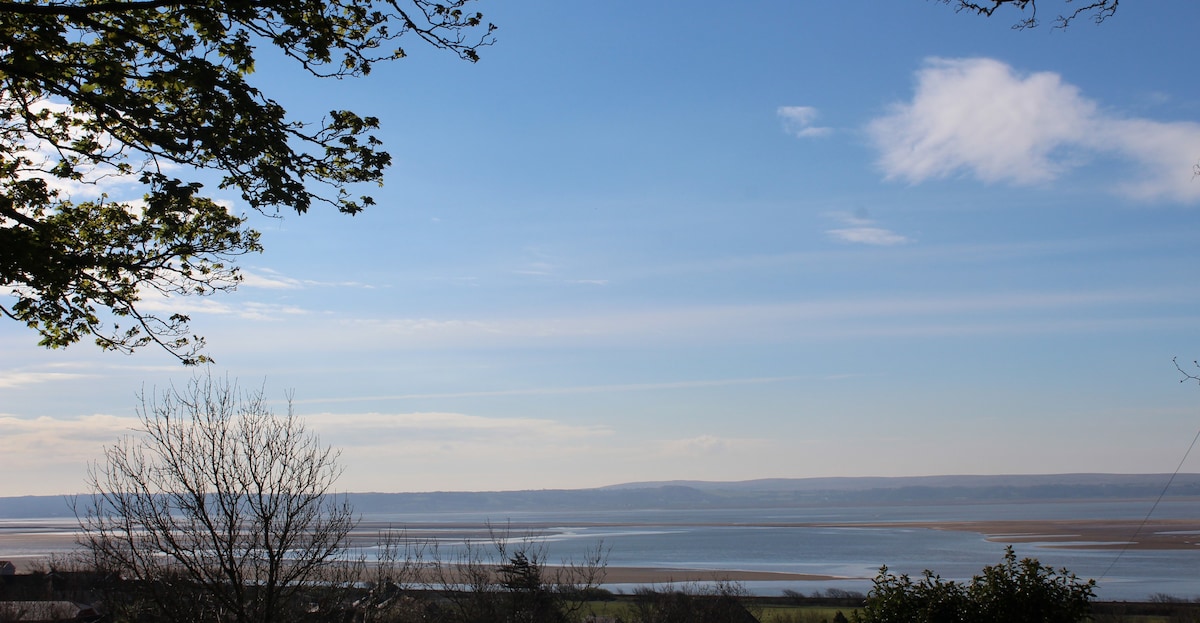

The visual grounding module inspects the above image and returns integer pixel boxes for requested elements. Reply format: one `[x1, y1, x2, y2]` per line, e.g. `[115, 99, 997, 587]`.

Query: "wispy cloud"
[0, 370, 92, 389]
[0, 413, 137, 467]
[825, 210, 912, 246]
[239, 268, 373, 290]
[133, 287, 311, 320]
[659, 434, 770, 458]
[869, 57, 1200, 202]
[513, 262, 555, 276]
[234, 286, 1198, 356]
[304, 412, 614, 485]
[308, 411, 610, 444]
[290, 375, 817, 406]
[661, 434, 725, 455]
[778, 106, 832, 138]
[828, 227, 910, 245]
[11, 98, 146, 201]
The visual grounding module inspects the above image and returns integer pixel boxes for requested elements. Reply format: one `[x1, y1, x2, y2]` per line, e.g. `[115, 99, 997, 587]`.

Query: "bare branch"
[76, 375, 359, 623]
[942, 0, 1119, 29]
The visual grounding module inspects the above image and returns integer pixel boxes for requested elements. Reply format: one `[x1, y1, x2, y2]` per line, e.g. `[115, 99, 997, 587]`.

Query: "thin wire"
[1098, 422, 1200, 580]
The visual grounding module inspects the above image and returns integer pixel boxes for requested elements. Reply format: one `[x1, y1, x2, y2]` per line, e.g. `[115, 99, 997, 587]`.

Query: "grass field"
[578, 598, 1200, 623]
[757, 604, 856, 622]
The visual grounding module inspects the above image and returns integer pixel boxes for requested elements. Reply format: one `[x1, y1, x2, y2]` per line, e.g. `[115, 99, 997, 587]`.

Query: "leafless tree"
[75, 375, 358, 623]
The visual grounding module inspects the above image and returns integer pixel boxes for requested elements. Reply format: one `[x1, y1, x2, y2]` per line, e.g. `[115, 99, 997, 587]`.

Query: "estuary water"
[354, 499, 1200, 601]
[4, 499, 1199, 601]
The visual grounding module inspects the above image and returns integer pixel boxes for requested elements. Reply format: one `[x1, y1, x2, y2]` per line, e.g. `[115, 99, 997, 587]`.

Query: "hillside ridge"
[5, 473, 1199, 518]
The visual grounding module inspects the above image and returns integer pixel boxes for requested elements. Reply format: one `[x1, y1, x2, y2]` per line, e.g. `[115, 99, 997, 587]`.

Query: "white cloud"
[310, 411, 610, 440]
[5, 95, 159, 202]
[778, 106, 832, 138]
[0, 413, 137, 469]
[303, 411, 613, 488]
[131, 285, 311, 320]
[825, 211, 911, 246]
[662, 434, 725, 455]
[513, 262, 555, 277]
[239, 268, 372, 290]
[868, 57, 1200, 202]
[0, 370, 91, 389]
[659, 434, 768, 457]
[291, 375, 817, 406]
[827, 227, 910, 245]
[1100, 118, 1200, 201]
[238, 269, 305, 289]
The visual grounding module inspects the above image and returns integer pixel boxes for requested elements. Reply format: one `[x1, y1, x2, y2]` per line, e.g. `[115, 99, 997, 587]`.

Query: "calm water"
[354, 500, 1200, 601]
[5, 499, 1199, 601]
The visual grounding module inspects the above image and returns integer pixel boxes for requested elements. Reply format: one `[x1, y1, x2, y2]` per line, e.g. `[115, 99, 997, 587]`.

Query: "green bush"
[854, 546, 1096, 623]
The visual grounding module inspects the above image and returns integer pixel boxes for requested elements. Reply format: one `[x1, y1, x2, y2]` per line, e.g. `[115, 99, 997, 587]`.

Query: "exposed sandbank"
[351, 518, 1200, 551]
[811, 519, 1200, 550]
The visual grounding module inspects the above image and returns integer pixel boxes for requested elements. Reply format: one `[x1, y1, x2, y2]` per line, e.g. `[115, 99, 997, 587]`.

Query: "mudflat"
[349, 518, 1200, 551]
[586, 567, 841, 584]
[815, 518, 1200, 550]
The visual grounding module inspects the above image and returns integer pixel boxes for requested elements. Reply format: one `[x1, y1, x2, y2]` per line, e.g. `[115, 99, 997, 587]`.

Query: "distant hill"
[0, 495, 77, 519]
[602, 473, 1200, 491]
[7, 474, 1199, 519]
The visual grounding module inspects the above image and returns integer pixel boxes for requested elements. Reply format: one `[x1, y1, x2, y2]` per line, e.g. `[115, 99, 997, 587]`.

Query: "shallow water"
[5, 500, 1199, 601]
[354, 500, 1200, 601]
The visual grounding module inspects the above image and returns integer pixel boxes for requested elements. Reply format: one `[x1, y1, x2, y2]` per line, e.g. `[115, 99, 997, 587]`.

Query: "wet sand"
[351, 518, 1200, 551]
[586, 567, 841, 583]
[814, 518, 1200, 550]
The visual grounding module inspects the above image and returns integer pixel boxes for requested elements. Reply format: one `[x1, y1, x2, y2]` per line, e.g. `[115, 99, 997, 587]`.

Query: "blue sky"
[5, 1, 1200, 496]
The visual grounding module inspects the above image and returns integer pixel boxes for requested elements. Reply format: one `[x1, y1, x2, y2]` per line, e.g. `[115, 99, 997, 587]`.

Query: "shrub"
[854, 546, 1096, 623]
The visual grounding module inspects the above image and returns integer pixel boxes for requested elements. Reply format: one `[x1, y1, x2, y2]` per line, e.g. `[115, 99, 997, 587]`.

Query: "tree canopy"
[943, 0, 1119, 28]
[0, 0, 494, 363]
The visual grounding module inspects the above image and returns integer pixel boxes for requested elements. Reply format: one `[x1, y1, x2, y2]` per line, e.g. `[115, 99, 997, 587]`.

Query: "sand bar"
[351, 518, 1200, 551]
[584, 567, 842, 584]
[813, 519, 1200, 550]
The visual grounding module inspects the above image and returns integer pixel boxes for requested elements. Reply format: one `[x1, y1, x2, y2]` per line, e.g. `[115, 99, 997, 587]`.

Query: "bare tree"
[76, 375, 358, 623]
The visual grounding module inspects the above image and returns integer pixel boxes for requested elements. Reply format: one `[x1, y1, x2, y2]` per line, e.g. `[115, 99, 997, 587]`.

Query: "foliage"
[940, 0, 1120, 29]
[495, 551, 569, 623]
[853, 568, 968, 623]
[75, 374, 359, 623]
[0, 0, 495, 363]
[854, 546, 1096, 623]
